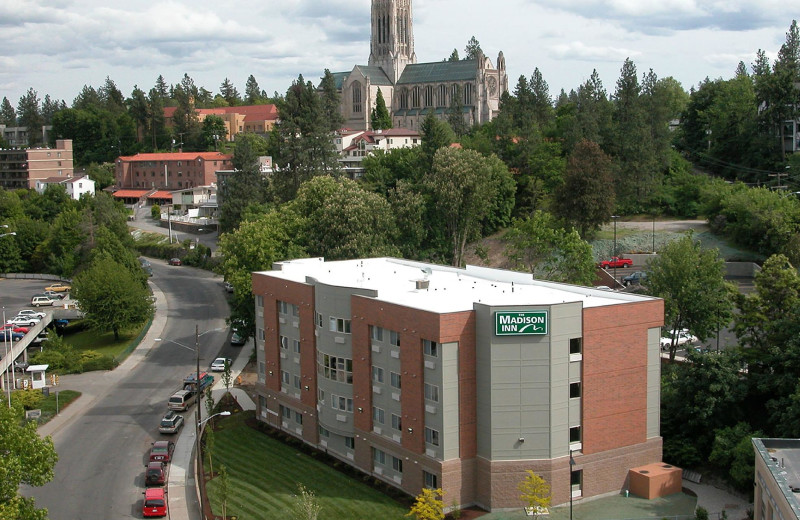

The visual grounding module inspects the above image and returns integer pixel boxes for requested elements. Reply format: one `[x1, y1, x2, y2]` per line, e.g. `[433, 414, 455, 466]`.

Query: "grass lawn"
[205, 412, 411, 520]
[62, 320, 148, 360]
[10, 389, 81, 425]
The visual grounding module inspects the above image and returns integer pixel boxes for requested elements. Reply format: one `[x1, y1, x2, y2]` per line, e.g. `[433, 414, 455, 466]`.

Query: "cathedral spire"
[368, 0, 417, 84]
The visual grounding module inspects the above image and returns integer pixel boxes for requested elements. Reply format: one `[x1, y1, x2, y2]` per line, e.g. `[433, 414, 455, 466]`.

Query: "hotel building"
[252, 257, 665, 511]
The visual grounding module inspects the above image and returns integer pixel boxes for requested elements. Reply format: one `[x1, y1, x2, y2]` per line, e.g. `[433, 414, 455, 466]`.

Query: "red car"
[142, 487, 167, 517]
[145, 461, 166, 486]
[598, 256, 633, 269]
[1, 324, 29, 334]
[168, 257, 182, 266]
[149, 440, 174, 463]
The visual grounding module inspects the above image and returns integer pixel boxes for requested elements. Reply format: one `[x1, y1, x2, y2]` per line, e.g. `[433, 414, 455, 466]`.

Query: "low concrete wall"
[1, 273, 69, 281]
[725, 262, 761, 279]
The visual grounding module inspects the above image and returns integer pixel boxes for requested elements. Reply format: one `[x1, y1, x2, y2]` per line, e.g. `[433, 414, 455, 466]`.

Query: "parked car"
[44, 282, 71, 293]
[210, 357, 231, 372]
[223, 281, 234, 293]
[231, 329, 245, 346]
[2, 324, 30, 334]
[622, 271, 647, 286]
[145, 461, 166, 486]
[0, 330, 24, 342]
[158, 411, 184, 434]
[31, 295, 55, 307]
[598, 256, 633, 269]
[660, 329, 698, 350]
[149, 440, 175, 463]
[42, 290, 65, 300]
[168, 258, 182, 266]
[16, 310, 46, 320]
[6, 316, 40, 327]
[142, 487, 167, 517]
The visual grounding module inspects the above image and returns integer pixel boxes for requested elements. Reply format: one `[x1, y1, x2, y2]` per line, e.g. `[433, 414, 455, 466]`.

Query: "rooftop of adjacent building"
[163, 104, 278, 121]
[117, 151, 231, 162]
[753, 438, 800, 516]
[257, 257, 657, 314]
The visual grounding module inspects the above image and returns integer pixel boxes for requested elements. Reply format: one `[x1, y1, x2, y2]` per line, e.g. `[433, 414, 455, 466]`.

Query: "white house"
[334, 128, 421, 178]
[35, 175, 95, 199]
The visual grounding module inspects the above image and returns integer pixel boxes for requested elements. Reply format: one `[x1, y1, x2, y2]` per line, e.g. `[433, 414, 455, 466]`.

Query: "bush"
[12, 387, 44, 410]
[151, 204, 161, 220]
[79, 351, 117, 371]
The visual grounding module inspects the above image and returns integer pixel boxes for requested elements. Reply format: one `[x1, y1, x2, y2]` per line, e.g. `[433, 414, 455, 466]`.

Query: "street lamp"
[3, 307, 10, 407]
[611, 215, 620, 287]
[569, 449, 576, 520]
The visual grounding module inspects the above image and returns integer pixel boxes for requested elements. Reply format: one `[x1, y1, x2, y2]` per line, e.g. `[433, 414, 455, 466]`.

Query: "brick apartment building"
[252, 257, 665, 511]
[114, 151, 232, 190]
[0, 139, 74, 189]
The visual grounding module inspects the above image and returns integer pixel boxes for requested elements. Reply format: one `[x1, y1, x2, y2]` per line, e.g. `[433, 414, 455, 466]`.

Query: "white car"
[6, 316, 41, 327]
[210, 357, 231, 372]
[16, 310, 47, 320]
[660, 329, 698, 350]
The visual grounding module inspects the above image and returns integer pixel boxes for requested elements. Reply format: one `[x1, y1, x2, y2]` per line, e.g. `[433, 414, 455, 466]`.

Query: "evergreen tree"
[464, 36, 483, 59]
[0, 96, 16, 125]
[17, 88, 43, 146]
[220, 78, 241, 106]
[419, 111, 455, 169]
[245, 74, 262, 104]
[446, 84, 468, 136]
[148, 87, 168, 151]
[41, 94, 62, 125]
[371, 88, 392, 130]
[99, 76, 126, 114]
[154, 75, 169, 99]
[319, 69, 345, 131]
[529, 68, 554, 129]
[448, 49, 459, 62]
[73, 85, 101, 110]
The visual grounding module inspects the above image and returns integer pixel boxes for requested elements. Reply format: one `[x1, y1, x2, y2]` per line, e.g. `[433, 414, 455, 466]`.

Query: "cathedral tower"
[368, 0, 417, 84]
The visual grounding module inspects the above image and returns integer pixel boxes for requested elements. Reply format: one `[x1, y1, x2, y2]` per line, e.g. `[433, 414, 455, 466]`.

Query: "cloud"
[549, 41, 641, 62]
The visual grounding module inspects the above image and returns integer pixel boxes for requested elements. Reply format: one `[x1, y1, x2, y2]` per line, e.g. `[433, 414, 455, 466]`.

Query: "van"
[31, 295, 55, 307]
[142, 487, 167, 517]
[168, 390, 196, 411]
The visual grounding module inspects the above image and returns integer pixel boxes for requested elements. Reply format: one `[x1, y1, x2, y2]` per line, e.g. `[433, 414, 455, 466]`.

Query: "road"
[23, 260, 230, 519]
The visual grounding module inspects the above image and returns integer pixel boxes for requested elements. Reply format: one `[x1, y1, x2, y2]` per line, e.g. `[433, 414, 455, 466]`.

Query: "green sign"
[495, 311, 548, 336]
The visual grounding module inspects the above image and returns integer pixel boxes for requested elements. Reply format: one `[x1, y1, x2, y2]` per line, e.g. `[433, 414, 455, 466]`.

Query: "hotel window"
[331, 394, 353, 412]
[571, 469, 583, 497]
[390, 372, 401, 389]
[329, 317, 351, 334]
[293, 375, 301, 389]
[291, 304, 299, 317]
[389, 330, 400, 347]
[279, 301, 288, 314]
[281, 371, 290, 385]
[392, 456, 403, 473]
[256, 295, 264, 307]
[280, 336, 289, 349]
[424, 471, 438, 489]
[319, 425, 330, 438]
[371, 326, 384, 341]
[317, 352, 353, 384]
[570, 426, 582, 444]
[293, 339, 301, 353]
[317, 389, 325, 404]
[373, 447, 386, 465]
[424, 427, 440, 447]
[570, 337, 583, 355]
[391, 414, 402, 431]
[258, 328, 265, 340]
[373, 406, 385, 424]
[570, 382, 581, 399]
[423, 339, 439, 357]
[316, 312, 323, 328]
[294, 411, 303, 424]
[282, 406, 291, 420]
[372, 366, 384, 384]
[345, 437, 355, 449]
[424, 383, 439, 403]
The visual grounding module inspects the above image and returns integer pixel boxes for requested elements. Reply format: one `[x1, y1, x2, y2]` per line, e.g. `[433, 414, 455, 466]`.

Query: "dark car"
[158, 411, 184, 434]
[0, 329, 24, 342]
[149, 440, 175, 463]
[168, 258, 182, 266]
[231, 329, 245, 346]
[145, 461, 166, 486]
[622, 271, 647, 286]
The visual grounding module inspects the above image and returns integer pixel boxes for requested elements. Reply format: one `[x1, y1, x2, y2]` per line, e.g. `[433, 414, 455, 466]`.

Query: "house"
[163, 105, 279, 141]
[335, 128, 421, 178]
[252, 257, 666, 511]
[35, 175, 95, 199]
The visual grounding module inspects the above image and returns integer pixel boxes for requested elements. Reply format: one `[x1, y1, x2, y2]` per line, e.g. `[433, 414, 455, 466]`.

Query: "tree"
[552, 139, 615, 238]
[41, 95, 62, 125]
[319, 69, 345, 132]
[419, 111, 455, 169]
[464, 36, 483, 60]
[202, 115, 227, 150]
[218, 464, 230, 520]
[446, 84, 468, 136]
[517, 470, 551, 517]
[448, 49, 459, 62]
[424, 147, 500, 266]
[245, 75, 262, 104]
[290, 484, 322, 520]
[0, 401, 58, 519]
[504, 212, 596, 286]
[17, 88, 43, 146]
[99, 76, 125, 114]
[154, 75, 169, 100]
[71, 252, 154, 340]
[407, 488, 444, 520]
[709, 423, 763, 492]
[86, 163, 115, 190]
[222, 359, 232, 393]
[219, 132, 270, 233]
[644, 234, 734, 360]
[0, 96, 16, 125]
[220, 78, 241, 106]
[371, 88, 392, 130]
[0, 231, 23, 273]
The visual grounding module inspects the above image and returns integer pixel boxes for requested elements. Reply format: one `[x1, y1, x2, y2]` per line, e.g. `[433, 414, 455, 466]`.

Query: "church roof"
[328, 66, 393, 89]
[397, 59, 478, 85]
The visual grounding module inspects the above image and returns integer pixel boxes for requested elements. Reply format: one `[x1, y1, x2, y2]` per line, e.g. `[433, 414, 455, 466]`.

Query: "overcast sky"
[0, 0, 795, 110]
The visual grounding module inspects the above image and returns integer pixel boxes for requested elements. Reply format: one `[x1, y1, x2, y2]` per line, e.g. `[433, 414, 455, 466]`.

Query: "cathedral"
[328, 0, 508, 131]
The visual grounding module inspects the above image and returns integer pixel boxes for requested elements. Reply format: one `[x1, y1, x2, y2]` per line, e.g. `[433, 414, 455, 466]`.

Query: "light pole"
[611, 215, 620, 287]
[569, 449, 576, 520]
[652, 214, 656, 254]
[3, 307, 10, 407]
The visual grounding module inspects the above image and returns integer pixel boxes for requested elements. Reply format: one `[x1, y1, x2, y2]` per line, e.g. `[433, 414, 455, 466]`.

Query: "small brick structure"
[628, 462, 682, 499]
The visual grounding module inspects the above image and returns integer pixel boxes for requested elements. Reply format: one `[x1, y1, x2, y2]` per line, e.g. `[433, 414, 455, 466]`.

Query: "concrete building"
[34, 175, 95, 199]
[753, 438, 800, 520]
[252, 257, 665, 511]
[0, 124, 52, 147]
[0, 139, 74, 189]
[335, 128, 420, 178]
[114, 151, 232, 190]
[163, 105, 279, 141]
[327, 0, 508, 131]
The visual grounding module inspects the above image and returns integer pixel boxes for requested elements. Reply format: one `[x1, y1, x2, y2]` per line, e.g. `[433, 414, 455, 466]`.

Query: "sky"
[0, 0, 796, 110]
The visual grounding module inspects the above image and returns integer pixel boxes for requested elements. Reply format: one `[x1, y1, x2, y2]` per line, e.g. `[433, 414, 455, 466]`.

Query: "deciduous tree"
[407, 488, 444, 520]
[517, 470, 551, 517]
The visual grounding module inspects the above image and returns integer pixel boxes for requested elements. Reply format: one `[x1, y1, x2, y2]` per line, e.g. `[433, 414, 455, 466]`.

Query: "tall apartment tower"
[368, 0, 417, 84]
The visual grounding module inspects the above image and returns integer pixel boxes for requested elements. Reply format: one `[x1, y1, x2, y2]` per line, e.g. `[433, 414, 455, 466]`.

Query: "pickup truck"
[182, 371, 214, 393]
[598, 256, 633, 269]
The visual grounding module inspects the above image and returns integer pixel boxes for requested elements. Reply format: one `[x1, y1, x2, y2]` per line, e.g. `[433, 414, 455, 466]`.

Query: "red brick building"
[114, 152, 232, 190]
[252, 257, 665, 512]
[0, 139, 74, 189]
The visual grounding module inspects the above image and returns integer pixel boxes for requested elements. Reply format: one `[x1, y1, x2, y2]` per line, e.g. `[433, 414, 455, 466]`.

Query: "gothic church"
[329, 0, 508, 131]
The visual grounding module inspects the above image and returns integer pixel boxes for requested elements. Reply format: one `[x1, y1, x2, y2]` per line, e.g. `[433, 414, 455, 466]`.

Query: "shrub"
[80, 351, 117, 371]
[151, 204, 161, 220]
[12, 387, 44, 410]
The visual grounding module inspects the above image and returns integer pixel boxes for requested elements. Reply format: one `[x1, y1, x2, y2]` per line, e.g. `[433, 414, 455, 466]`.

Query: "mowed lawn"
[205, 412, 411, 520]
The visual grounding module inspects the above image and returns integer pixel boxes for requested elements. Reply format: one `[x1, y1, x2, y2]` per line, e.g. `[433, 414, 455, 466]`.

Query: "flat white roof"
[256, 258, 656, 314]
